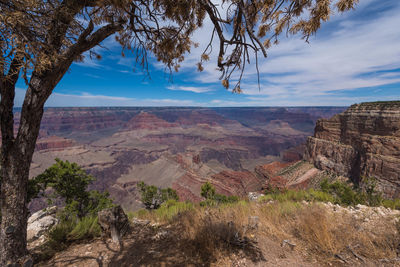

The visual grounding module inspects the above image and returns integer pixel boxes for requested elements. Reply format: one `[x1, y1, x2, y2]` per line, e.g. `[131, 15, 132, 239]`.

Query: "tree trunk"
[0, 19, 119, 264]
[0, 147, 32, 266]
[0, 73, 46, 266]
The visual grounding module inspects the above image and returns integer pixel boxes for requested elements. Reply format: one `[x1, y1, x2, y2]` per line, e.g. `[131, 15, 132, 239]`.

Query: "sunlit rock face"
[305, 101, 400, 198]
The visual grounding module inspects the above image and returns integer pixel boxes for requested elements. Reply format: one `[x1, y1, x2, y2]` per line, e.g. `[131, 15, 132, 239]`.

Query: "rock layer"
[305, 101, 400, 197]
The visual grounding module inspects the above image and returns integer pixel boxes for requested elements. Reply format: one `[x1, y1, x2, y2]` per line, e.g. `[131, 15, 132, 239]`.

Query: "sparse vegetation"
[261, 178, 400, 210]
[135, 199, 194, 223]
[173, 200, 398, 265]
[259, 188, 335, 203]
[31, 159, 114, 218]
[200, 182, 240, 206]
[34, 215, 102, 263]
[31, 160, 113, 262]
[138, 182, 179, 210]
[277, 160, 306, 176]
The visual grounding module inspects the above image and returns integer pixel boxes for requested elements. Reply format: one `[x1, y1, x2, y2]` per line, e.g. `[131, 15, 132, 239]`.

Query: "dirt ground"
[38, 222, 317, 267]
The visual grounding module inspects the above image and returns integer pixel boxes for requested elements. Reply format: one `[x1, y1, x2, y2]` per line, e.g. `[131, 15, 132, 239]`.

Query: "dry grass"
[155, 200, 400, 265]
[40, 200, 400, 266]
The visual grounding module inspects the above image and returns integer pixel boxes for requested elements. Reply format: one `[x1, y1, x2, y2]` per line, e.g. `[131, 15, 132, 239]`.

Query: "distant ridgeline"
[305, 101, 400, 198]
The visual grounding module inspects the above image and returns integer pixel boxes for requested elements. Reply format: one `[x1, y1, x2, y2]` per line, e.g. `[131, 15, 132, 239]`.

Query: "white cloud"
[171, 0, 400, 103]
[14, 88, 198, 107]
[166, 85, 214, 93]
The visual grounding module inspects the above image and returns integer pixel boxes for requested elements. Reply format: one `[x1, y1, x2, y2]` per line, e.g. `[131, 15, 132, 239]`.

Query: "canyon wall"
[305, 101, 400, 197]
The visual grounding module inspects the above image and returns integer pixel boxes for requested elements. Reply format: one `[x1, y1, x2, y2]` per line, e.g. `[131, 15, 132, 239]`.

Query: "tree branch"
[0, 51, 23, 150]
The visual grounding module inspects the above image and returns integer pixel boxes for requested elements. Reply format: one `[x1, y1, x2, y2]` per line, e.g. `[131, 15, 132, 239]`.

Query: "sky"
[15, 0, 400, 107]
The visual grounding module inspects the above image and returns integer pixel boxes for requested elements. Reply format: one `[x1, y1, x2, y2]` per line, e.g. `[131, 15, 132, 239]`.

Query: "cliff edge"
[305, 101, 400, 198]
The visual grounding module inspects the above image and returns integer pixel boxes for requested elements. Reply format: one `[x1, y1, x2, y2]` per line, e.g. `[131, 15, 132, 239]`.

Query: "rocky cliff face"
[124, 112, 178, 130]
[305, 101, 400, 197]
[35, 136, 76, 151]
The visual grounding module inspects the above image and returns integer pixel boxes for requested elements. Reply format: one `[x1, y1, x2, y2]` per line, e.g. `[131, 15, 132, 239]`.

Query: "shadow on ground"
[42, 222, 267, 267]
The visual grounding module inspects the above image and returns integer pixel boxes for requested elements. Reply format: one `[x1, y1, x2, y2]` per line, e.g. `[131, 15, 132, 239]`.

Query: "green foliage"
[261, 178, 400, 210]
[320, 178, 384, 206]
[134, 199, 194, 222]
[213, 194, 240, 203]
[47, 220, 75, 247]
[201, 182, 215, 199]
[320, 179, 364, 205]
[138, 181, 179, 210]
[200, 182, 239, 206]
[382, 199, 400, 210]
[260, 189, 334, 203]
[153, 199, 194, 222]
[68, 216, 101, 241]
[37, 215, 102, 262]
[361, 176, 383, 207]
[33, 159, 93, 203]
[31, 159, 114, 218]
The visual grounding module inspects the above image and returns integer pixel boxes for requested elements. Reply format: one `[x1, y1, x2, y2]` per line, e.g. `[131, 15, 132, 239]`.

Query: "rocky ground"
[33, 200, 400, 267]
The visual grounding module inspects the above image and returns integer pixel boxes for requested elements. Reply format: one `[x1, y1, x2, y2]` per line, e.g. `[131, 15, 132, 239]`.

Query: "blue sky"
[15, 0, 400, 107]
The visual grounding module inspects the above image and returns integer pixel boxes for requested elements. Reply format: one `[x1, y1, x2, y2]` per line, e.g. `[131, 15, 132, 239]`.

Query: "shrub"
[154, 199, 194, 222]
[134, 199, 194, 222]
[138, 181, 179, 210]
[68, 216, 101, 241]
[199, 182, 240, 206]
[31, 159, 114, 218]
[201, 182, 216, 199]
[261, 179, 400, 210]
[261, 188, 335, 203]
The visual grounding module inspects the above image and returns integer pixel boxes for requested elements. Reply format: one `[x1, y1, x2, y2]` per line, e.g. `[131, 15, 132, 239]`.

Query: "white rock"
[355, 204, 367, 210]
[248, 192, 264, 201]
[27, 206, 57, 224]
[27, 207, 58, 242]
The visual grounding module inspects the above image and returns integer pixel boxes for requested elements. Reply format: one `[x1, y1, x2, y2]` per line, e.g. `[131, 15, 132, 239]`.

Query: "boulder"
[27, 206, 58, 242]
[98, 205, 130, 243]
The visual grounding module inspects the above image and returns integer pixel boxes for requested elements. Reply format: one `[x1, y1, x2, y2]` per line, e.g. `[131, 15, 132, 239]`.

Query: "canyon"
[23, 106, 347, 211]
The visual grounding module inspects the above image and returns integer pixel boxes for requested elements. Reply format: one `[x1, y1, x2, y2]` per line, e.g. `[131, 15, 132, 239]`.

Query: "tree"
[201, 181, 216, 200]
[0, 0, 358, 264]
[200, 182, 239, 206]
[31, 158, 113, 218]
[137, 181, 179, 210]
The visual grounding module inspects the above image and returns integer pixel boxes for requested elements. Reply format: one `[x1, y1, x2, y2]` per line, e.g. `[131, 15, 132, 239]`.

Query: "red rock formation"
[172, 174, 204, 202]
[255, 162, 292, 180]
[14, 107, 139, 134]
[125, 112, 178, 130]
[255, 162, 292, 190]
[35, 136, 76, 151]
[210, 170, 262, 196]
[173, 170, 263, 202]
[175, 110, 235, 126]
[281, 145, 305, 162]
[305, 101, 400, 198]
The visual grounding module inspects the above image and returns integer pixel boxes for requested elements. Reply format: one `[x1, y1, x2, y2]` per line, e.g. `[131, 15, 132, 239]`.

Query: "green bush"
[320, 179, 363, 205]
[201, 182, 216, 199]
[261, 189, 334, 203]
[261, 178, 400, 210]
[153, 199, 194, 221]
[138, 181, 179, 210]
[382, 199, 400, 210]
[133, 199, 194, 222]
[31, 159, 114, 218]
[68, 216, 101, 240]
[200, 182, 239, 206]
